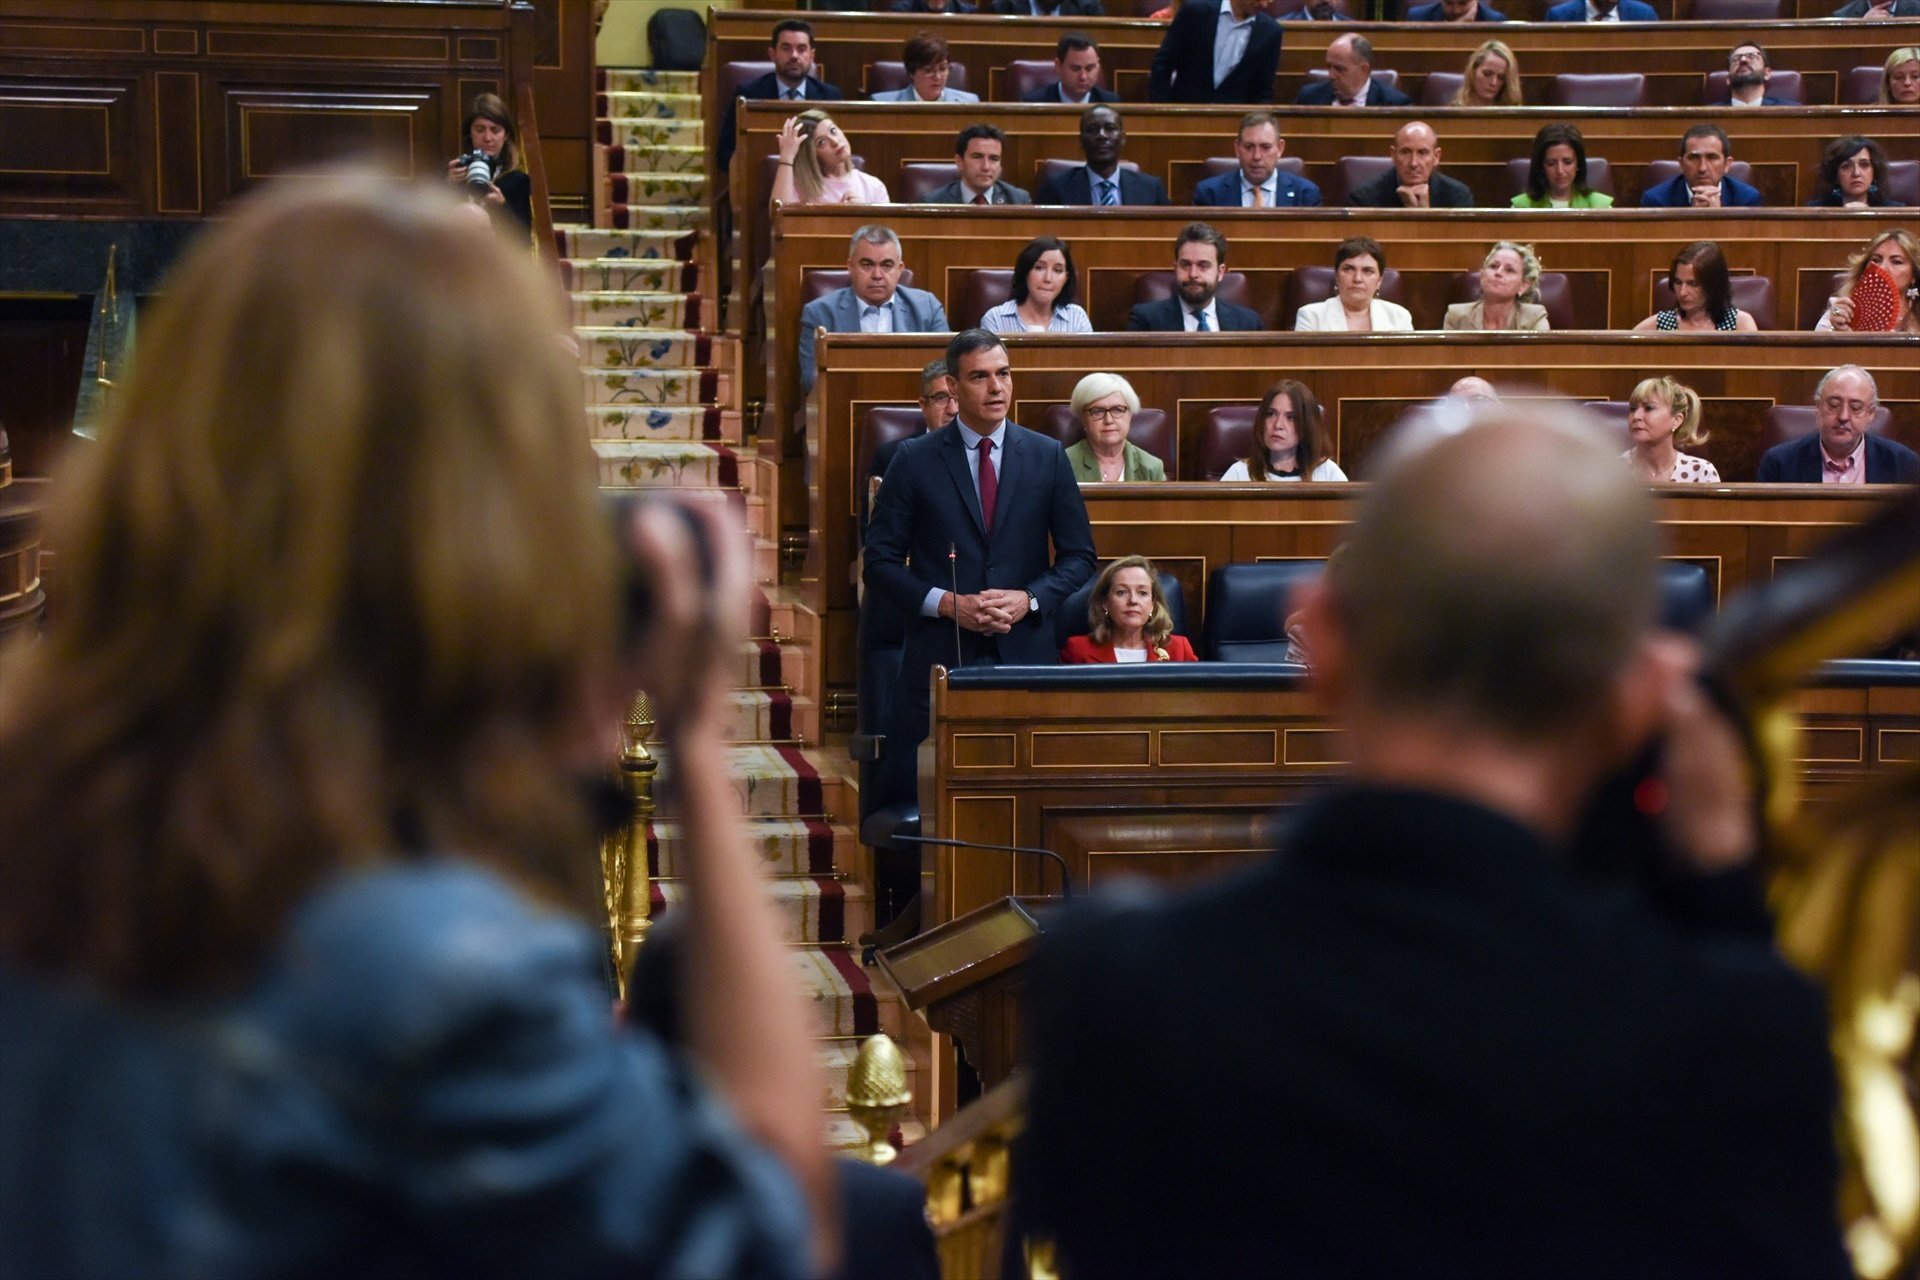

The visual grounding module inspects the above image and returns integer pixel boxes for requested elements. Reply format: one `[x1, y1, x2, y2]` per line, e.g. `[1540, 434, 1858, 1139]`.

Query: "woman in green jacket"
[1065, 372, 1167, 483]
[1510, 123, 1614, 210]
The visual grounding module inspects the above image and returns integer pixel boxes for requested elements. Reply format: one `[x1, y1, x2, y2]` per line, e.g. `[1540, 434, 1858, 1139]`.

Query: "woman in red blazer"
[1061, 555, 1199, 663]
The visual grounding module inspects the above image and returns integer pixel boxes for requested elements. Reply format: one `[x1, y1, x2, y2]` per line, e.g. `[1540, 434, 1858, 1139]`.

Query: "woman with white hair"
[1064, 373, 1166, 483]
[1444, 242, 1549, 332]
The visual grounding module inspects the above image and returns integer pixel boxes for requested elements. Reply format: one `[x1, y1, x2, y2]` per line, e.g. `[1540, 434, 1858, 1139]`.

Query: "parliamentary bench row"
[800, 331, 1916, 692]
[727, 0, 1887, 20]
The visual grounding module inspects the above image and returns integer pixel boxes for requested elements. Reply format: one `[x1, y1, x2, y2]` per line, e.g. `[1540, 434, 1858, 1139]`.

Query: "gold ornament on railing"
[846, 1033, 912, 1165]
[599, 688, 657, 994]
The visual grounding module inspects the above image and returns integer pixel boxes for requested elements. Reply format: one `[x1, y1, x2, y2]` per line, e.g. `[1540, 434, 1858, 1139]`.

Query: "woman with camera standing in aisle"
[445, 93, 532, 235]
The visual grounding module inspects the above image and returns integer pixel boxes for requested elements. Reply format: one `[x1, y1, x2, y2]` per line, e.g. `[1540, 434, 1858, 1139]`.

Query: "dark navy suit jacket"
[1127, 296, 1265, 331]
[1756, 434, 1920, 484]
[1639, 174, 1764, 208]
[1148, 0, 1284, 103]
[1021, 82, 1122, 104]
[1406, 1, 1508, 16]
[1035, 165, 1170, 206]
[1544, 0, 1658, 17]
[1192, 169, 1323, 206]
[718, 73, 842, 168]
[1292, 78, 1412, 106]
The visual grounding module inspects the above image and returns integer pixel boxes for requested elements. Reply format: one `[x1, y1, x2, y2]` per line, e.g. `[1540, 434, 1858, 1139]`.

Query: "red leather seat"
[1548, 73, 1647, 107]
[868, 59, 970, 96]
[721, 61, 775, 103]
[1886, 160, 1920, 208]
[1651, 274, 1776, 330]
[1419, 72, 1464, 106]
[800, 266, 916, 306]
[1003, 59, 1056, 102]
[1702, 68, 1802, 103]
[1840, 66, 1883, 106]
[1450, 271, 1577, 331]
[1283, 264, 1405, 328]
[1582, 401, 1634, 447]
[897, 162, 961, 203]
[1504, 156, 1614, 198]
[1039, 405, 1177, 477]
[858, 406, 929, 500]
[1688, 0, 1787, 17]
[953, 269, 1015, 329]
[1200, 406, 1259, 481]
[1328, 156, 1393, 206]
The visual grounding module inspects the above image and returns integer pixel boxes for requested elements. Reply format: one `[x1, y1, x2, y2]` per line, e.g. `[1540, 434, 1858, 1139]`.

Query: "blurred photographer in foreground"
[0, 172, 830, 1277]
[445, 92, 532, 234]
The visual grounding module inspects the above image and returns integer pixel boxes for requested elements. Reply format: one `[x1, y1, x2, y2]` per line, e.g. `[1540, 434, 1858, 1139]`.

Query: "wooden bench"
[805, 330, 1919, 695]
[722, 0, 1897, 24]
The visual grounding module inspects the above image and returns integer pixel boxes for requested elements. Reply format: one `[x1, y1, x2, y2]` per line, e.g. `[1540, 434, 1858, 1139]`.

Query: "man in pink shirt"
[1756, 365, 1920, 483]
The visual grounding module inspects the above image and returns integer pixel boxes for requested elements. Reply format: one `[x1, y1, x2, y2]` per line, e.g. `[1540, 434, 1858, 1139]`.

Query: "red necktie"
[977, 439, 997, 531]
[972, 193, 988, 206]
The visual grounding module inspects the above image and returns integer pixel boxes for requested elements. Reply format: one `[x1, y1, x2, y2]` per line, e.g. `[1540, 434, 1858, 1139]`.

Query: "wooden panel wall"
[809, 331, 1917, 694]
[0, 0, 542, 220]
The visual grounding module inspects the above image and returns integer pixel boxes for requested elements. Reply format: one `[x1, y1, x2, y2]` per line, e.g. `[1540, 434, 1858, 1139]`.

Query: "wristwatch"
[1027, 592, 1040, 617]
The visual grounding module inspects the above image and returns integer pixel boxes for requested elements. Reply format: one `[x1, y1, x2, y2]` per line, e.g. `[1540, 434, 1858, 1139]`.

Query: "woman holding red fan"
[1816, 229, 1920, 334]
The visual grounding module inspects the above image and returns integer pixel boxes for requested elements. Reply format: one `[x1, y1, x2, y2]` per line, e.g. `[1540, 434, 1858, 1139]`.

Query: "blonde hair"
[1087, 555, 1175, 649]
[1451, 40, 1524, 107]
[1070, 371, 1140, 418]
[1484, 240, 1542, 304]
[1836, 228, 1920, 333]
[0, 171, 616, 996]
[1881, 47, 1920, 104]
[790, 108, 846, 202]
[1630, 376, 1708, 448]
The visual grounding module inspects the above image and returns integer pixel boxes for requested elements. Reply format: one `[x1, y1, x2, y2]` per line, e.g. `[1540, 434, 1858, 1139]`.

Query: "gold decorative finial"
[600, 688, 658, 994]
[846, 1034, 912, 1165]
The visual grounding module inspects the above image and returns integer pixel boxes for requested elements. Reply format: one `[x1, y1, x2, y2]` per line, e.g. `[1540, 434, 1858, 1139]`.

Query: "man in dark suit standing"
[1406, 0, 1507, 17]
[718, 20, 843, 171]
[925, 125, 1032, 206]
[1148, 0, 1283, 104]
[1127, 223, 1264, 330]
[1347, 121, 1476, 208]
[1017, 408, 1852, 1279]
[1035, 107, 1171, 206]
[1021, 33, 1122, 104]
[864, 330, 1096, 802]
[1293, 34, 1413, 105]
[1757, 366, 1920, 484]
[1192, 112, 1323, 206]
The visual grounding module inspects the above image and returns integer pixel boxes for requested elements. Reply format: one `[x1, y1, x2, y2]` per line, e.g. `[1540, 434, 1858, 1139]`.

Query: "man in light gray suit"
[798, 225, 950, 391]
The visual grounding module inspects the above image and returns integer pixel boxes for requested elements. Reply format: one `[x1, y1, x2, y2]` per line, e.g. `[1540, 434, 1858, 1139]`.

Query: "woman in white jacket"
[1294, 236, 1414, 333]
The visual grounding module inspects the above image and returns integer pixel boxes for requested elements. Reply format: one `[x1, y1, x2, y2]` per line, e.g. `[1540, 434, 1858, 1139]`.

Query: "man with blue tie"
[1192, 113, 1323, 207]
[718, 21, 843, 171]
[1035, 106, 1171, 207]
[797, 225, 949, 391]
[1127, 223, 1266, 331]
[1543, 0, 1659, 19]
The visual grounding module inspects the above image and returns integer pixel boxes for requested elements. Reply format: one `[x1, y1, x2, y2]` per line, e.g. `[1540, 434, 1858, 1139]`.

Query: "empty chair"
[1840, 67, 1883, 106]
[867, 59, 970, 96]
[1653, 274, 1776, 330]
[1639, 158, 1754, 196]
[1003, 59, 1057, 102]
[1687, 0, 1786, 17]
[1283, 265, 1406, 328]
[1703, 68, 1803, 104]
[897, 162, 961, 203]
[1505, 155, 1614, 199]
[1419, 72, 1464, 107]
[1330, 156, 1394, 206]
[1040, 404, 1178, 476]
[952, 269, 1014, 330]
[1033, 157, 1140, 194]
[800, 265, 914, 307]
[1797, 272, 1848, 331]
[1056, 572, 1188, 650]
[1657, 562, 1717, 633]
[1202, 562, 1324, 663]
[721, 61, 775, 103]
[1763, 403, 1892, 447]
[1549, 74, 1647, 108]
[1200, 405, 1259, 481]
[1886, 160, 1920, 208]
[1452, 271, 1577, 331]
[1582, 400, 1634, 446]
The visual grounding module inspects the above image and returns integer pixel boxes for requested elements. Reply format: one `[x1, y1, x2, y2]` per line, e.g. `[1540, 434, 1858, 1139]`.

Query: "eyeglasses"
[1083, 405, 1131, 421]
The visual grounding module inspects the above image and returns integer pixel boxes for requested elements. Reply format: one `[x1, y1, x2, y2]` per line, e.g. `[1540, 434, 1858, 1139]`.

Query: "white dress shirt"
[859, 301, 895, 333]
[1585, 1, 1620, 18]
[1240, 172, 1279, 206]
[1182, 298, 1222, 332]
[1213, 0, 1258, 88]
[921, 420, 1011, 615]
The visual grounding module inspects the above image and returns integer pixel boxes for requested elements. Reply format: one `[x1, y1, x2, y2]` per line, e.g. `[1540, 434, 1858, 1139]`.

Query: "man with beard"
[1710, 41, 1794, 107]
[1034, 106, 1170, 207]
[718, 20, 842, 170]
[1127, 223, 1264, 331]
[1346, 121, 1476, 208]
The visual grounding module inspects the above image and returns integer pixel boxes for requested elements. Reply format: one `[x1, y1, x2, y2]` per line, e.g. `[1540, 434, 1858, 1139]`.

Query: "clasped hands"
[1396, 183, 1431, 209]
[942, 589, 1030, 635]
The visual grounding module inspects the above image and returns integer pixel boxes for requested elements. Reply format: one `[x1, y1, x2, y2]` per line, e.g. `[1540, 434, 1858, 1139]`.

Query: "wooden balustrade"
[804, 328, 1918, 695]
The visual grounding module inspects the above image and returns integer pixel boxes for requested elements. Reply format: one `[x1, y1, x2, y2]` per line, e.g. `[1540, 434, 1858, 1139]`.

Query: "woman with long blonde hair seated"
[1060, 556, 1198, 663]
[772, 108, 891, 206]
[1450, 40, 1523, 107]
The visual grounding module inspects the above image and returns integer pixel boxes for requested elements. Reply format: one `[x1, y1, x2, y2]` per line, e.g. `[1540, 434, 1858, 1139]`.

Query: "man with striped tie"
[718, 20, 843, 170]
[1034, 106, 1171, 207]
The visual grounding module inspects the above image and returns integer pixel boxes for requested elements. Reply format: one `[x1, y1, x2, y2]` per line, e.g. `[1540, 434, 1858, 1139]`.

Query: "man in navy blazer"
[864, 329, 1096, 801]
[1128, 223, 1265, 331]
[719, 20, 843, 170]
[1022, 33, 1123, 104]
[1035, 107, 1171, 206]
[1149, 0, 1284, 104]
[1543, 0, 1659, 19]
[1709, 41, 1792, 106]
[1757, 366, 1920, 484]
[1640, 124, 1764, 208]
[1192, 112, 1323, 206]
[798, 226, 949, 391]
[1293, 35, 1413, 105]
[1406, 0, 1507, 18]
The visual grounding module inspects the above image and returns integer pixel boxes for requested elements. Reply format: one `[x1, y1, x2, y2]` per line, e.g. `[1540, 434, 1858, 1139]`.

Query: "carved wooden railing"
[895, 1076, 1037, 1280]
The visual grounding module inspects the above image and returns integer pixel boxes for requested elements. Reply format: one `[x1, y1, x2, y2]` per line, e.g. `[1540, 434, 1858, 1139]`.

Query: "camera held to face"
[457, 151, 496, 192]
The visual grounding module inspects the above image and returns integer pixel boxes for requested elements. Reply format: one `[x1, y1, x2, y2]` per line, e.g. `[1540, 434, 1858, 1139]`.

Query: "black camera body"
[456, 150, 496, 192]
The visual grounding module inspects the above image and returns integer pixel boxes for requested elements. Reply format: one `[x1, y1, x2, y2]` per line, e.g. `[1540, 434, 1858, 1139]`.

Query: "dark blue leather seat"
[1201, 562, 1323, 663]
[1054, 572, 1188, 649]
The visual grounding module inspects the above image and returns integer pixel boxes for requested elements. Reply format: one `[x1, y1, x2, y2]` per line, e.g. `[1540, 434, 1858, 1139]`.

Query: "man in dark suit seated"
[1279, 0, 1341, 15]
[1710, 41, 1792, 107]
[863, 329, 1096, 803]
[863, 360, 957, 531]
[1148, 0, 1283, 104]
[1293, 34, 1413, 106]
[1543, 0, 1659, 18]
[719, 20, 843, 170]
[1406, 0, 1508, 19]
[1347, 121, 1475, 208]
[1127, 223, 1264, 331]
[1757, 366, 1920, 484]
[1017, 406, 1852, 1279]
[925, 125, 1032, 205]
[797, 226, 950, 391]
[1640, 124, 1764, 208]
[1832, 0, 1920, 15]
[1035, 106, 1171, 206]
[1192, 112, 1323, 207]
[1022, 32, 1122, 104]
[989, 0, 1104, 14]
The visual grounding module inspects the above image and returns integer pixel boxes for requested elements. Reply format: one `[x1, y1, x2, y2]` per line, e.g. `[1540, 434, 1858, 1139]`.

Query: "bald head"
[1449, 377, 1500, 404]
[1325, 34, 1374, 100]
[1332, 411, 1658, 741]
[1391, 122, 1442, 187]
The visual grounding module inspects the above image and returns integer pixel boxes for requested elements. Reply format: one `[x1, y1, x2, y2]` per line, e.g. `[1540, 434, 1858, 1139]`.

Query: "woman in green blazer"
[1510, 123, 1614, 209]
[1064, 372, 1167, 483]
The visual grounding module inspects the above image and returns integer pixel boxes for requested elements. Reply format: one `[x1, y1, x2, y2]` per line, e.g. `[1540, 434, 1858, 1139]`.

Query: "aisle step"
[597, 90, 704, 120]
[594, 441, 739, 490]
[659, 745, 846, 820]
[650, 875, 869, 947]
[599, 119, 704, 147]
[563, 257, 697, 293]
[599, 146, 703, 177]
[577, 328, 717, 369]
[596, 68, 700, 95]
[585, 404, 742, 443]
[649, 817, 850, 879]
[604, 173, 705, 205]
[556, 225, 696, 261]
[792, 946, 887, 1039]
[604, 204, 708, 231]
[570, 291, 704, 328]
[582, 366, 728, 407]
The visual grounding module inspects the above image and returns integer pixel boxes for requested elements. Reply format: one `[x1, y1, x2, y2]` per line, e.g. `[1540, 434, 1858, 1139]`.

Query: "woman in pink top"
[771, 110, 891, 207]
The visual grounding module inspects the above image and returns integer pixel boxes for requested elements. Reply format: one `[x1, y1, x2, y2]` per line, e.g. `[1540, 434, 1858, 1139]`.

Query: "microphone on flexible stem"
[895, 833, 1074, 902]
[948, 541, 963, 669]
